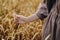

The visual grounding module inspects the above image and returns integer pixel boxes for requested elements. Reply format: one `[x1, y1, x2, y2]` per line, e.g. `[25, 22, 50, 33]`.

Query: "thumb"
[12, 13, 17, 17]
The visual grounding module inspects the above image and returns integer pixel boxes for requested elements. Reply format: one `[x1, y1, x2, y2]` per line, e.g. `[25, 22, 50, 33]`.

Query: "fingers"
[12, 13, 19, 25]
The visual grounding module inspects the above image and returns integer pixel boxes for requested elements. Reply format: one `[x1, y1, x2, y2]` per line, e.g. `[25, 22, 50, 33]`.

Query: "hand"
[12, 13, 25, 25]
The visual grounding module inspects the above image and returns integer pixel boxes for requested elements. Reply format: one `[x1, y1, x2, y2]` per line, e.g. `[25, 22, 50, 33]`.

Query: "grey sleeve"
[36, 3, 48, 20]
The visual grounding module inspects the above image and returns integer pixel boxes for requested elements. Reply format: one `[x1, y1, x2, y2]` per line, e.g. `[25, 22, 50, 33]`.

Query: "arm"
[13, 3, 48, 23]
[18, 13, 39, 23]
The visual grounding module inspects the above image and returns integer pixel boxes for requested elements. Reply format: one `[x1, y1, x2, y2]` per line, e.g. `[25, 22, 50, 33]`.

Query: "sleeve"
[36, 3, 48, 20]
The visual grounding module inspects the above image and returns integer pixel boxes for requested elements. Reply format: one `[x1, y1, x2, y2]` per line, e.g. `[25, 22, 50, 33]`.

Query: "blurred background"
[0, 0, 43, 40]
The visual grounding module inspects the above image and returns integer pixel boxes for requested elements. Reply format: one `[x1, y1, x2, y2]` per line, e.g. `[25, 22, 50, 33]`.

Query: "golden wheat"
[0, 0, 43, 40]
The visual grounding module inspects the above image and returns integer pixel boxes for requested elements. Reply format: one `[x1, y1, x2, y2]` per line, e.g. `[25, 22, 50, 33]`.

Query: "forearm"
[20, 14, 39, 23]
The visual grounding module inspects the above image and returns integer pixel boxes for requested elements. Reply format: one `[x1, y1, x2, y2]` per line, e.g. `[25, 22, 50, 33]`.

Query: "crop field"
[0, 0, 43, 40]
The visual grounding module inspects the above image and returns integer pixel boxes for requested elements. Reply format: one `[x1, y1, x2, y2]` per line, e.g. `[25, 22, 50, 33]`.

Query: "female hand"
[12, 13, 25, 25]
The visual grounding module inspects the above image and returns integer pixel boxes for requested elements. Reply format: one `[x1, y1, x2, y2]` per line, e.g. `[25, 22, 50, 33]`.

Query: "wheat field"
[0, 0, 43, 40]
